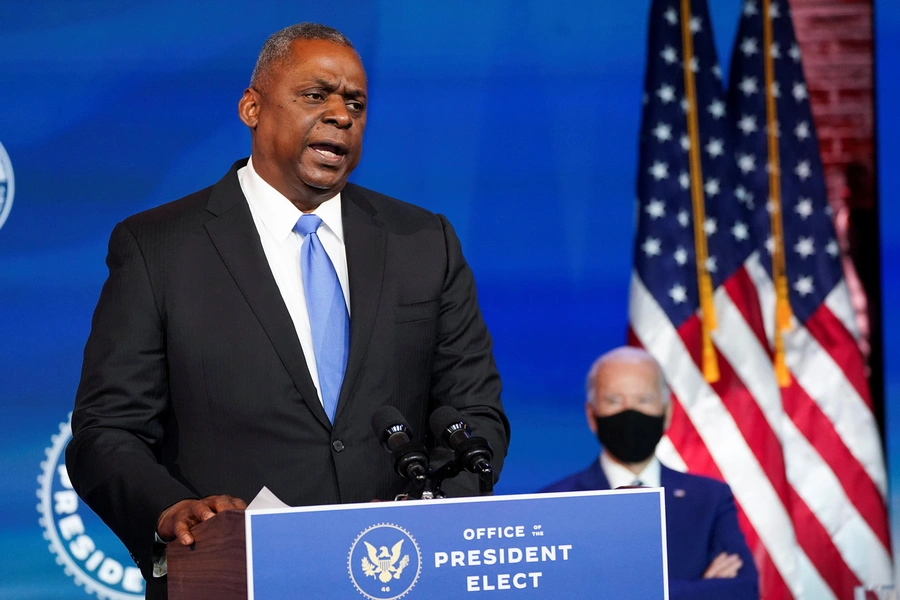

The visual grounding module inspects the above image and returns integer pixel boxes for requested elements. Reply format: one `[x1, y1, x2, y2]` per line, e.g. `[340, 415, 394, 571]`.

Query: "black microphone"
[371, 406, 428, 483]
[429, 406, 493, 474]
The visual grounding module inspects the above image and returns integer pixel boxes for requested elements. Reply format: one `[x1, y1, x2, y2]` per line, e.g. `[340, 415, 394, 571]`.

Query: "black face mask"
[594, 409, 665, 464]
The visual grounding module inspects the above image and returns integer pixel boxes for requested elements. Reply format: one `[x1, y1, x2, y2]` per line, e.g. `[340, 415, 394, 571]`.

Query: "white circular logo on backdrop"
[37, 414, 144, 599]
[0, 140, 14, 230]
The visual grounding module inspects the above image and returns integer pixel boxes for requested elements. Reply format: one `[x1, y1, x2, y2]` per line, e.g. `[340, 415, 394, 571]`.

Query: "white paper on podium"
[247, 486, 291, 510]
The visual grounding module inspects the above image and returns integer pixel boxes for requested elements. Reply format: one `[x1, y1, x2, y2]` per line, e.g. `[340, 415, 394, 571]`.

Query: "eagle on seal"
[361, 540, 410, 583]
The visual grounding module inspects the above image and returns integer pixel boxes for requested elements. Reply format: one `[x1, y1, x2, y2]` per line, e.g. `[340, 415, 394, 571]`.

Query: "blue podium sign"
[246, 489, 667, 599]
[246, 489, 668, 599]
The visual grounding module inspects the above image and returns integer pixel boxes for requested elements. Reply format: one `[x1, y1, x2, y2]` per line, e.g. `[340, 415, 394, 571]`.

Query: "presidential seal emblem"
[348, 523, 421, 600]
[37, 414, 144, 599]
[0, 140, 13, 230]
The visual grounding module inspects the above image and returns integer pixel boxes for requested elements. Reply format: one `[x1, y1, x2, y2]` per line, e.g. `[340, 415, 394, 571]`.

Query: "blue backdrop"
[1, 1, 896, 597]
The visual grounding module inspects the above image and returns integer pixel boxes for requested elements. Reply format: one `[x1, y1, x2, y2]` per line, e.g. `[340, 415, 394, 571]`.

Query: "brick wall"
[790, 0, 874, 212]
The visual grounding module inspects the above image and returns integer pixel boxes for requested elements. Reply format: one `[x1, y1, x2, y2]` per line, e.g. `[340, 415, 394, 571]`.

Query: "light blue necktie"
[294, 214, 349, 423]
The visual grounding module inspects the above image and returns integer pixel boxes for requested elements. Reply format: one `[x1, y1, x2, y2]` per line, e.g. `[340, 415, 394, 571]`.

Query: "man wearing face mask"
[541, 347, 759, 600]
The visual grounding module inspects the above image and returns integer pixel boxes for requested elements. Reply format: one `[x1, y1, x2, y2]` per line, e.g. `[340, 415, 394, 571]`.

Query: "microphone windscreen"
[429, 405, 465, 439]
[371, 405, 408, 436]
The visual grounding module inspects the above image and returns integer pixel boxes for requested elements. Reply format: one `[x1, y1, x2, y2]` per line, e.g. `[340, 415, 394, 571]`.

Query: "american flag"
[629, 0, 891, 598]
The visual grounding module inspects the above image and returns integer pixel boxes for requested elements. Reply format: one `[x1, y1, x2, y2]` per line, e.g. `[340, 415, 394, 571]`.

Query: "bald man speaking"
[541, 347, 759, 600]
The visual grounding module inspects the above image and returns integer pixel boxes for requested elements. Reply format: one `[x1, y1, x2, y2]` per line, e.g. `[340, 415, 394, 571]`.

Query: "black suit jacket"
[66, 159, 509, 597]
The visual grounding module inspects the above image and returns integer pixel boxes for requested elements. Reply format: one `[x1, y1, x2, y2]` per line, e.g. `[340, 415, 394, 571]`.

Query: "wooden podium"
[167, 509, 248, 600]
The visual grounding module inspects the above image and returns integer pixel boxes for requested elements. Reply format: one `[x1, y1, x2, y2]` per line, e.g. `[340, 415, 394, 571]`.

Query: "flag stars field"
[795, 198, 813, 219]
[738, 114, 758, 134]
[793, 275, 814, 297]
[661, 45, 679, 64]
[645, 199, 666, 219]
[731, 221, 750, 241]
[658, 83, 676, 103]
[690, 16, 703, 33]
[741, 37, 759, 56]
[669, 284, 688, 304]
[740, 76, 759, 95]
[706, 138, 725, 158]
[664, 7, 678, 25]
[652, 122, 673, 142]
[794, 237, 815, 259]
[650, 160, 670, 180]
[642, 237, 662, 257]
[735, 186, 755, 209]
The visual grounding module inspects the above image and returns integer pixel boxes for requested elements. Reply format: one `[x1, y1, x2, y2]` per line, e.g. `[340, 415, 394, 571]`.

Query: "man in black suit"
[66, 23, 509, 599]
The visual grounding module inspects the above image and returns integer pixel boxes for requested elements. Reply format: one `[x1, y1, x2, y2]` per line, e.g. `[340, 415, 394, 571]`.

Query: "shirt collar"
[600, 451, 661, 489]
[241, 156, 344, 244]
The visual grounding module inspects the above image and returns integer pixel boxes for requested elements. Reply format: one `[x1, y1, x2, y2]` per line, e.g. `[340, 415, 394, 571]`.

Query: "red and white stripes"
[629, 260, 890, 599]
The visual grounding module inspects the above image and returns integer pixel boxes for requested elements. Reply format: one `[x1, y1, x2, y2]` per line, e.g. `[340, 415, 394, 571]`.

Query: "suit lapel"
[334, 184, 386, 422]
[203, 161, 330, 429]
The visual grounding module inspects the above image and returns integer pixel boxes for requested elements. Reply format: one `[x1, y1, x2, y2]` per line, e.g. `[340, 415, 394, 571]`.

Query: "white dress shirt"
[600, 451, 662, 489]
[237, 157, 351, 405]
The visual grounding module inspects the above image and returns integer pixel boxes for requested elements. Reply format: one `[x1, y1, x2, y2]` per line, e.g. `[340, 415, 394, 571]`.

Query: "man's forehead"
[274, 49, 366, 98]
[288, 39, 365, 73]
[595, 358, 660, 383]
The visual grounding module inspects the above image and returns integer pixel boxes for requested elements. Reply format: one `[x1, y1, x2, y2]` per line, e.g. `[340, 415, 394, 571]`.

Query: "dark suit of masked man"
[66, 23, 509, 599]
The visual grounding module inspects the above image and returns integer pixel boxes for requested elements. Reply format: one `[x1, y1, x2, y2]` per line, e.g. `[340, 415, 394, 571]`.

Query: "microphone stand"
[477, 465, 494, 496]
[398, 449, 494, 500]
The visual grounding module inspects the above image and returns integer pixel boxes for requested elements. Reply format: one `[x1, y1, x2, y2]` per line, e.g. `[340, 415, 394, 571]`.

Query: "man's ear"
[238, 88, 261, 129]
[585, 401, 598, 435]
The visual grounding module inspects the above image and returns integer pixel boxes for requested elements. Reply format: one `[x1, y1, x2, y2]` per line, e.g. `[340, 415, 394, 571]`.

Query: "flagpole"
[762, 0, 793, 386]
[680, 0, 719, 383]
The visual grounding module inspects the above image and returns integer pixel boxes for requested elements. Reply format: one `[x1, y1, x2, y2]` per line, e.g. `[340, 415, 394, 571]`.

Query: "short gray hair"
[249, 23, 356, 89]
[585, 346, 670, 406]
